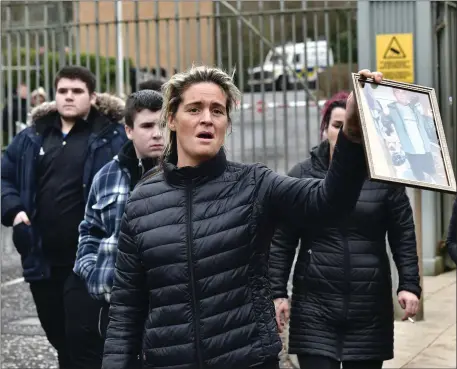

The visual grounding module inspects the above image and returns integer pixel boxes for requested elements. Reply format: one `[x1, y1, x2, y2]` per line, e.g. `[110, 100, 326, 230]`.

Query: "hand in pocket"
[12, 222, 32, 257]
[13, 211, 31, 226]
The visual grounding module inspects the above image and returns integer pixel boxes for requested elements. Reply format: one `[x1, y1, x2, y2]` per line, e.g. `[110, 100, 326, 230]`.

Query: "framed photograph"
[352, 73, 456, 194]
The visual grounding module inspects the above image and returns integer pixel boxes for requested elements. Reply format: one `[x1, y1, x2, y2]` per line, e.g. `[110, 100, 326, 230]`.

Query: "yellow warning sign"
[376, 33, 414, 83]
[383, 37, 406, 59]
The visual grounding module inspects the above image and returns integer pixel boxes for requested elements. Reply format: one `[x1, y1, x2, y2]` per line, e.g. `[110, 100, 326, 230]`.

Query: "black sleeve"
[259, 129, 366, 227]
[446, 197, 457, 264]
[386, 186, 422, 299]
[269, 226, 300, 299]
[102, 212, 148, 369]
[269, 163, 302, 299]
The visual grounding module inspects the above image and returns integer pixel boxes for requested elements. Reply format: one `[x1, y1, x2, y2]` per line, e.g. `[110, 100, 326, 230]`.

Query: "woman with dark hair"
[270, 92, 421, 369]
[102, 68, 382, 369]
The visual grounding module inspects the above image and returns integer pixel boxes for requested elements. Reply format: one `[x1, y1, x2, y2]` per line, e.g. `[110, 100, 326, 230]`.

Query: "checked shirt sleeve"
[74, 166, 120, 303]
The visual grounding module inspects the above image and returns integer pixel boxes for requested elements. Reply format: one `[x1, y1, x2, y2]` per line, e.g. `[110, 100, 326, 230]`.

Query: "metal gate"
[434, 1, 457, 240]
[434, 1, 457, 175]
[1, 0, 357, 173]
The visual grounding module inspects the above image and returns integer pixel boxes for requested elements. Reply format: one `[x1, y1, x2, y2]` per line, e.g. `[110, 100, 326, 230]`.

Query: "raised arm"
[260, 69, 384, 225]
[102, 210, 148, 369]
[446, 196, 457, 264]
[259, 129, 366, 226]
[1, 134, 25, 226]
[387, 186, 421, 298]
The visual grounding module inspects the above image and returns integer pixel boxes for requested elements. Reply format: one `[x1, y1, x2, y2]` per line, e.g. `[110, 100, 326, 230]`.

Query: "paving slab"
[403, 324, 456, 368]
[384, 271, 456, 369]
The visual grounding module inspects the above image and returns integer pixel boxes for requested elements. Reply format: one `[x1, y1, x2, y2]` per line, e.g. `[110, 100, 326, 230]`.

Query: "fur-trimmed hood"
[28, 92, 125, 124]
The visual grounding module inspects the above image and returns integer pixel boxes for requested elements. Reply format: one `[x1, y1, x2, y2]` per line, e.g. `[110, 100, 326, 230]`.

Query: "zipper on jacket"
[138, 159, 145, 177]
[137, 167, 162, 187]
[187, 182, 204, 368]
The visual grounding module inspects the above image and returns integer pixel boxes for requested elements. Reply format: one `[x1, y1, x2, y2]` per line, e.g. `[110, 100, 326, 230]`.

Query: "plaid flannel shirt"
[74, 156, 130, 303]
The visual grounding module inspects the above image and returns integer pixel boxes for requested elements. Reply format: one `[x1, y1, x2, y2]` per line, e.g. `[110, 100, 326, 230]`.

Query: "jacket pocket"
[12, 222, 32, 258]
[91, 193, 119, 211]
[294, 248, 314, 294]
[300, 248, 314, 278]
[92, 194, 119, 234]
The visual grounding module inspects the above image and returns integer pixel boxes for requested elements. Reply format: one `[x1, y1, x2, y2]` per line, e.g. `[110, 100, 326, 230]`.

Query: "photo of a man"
[383, 88, 439, 181]
[360, 83, 447, 186]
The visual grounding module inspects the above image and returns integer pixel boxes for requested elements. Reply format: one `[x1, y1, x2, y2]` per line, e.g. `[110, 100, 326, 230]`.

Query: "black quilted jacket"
[102, 131, 367, 369]
[269, 140, 422, 362]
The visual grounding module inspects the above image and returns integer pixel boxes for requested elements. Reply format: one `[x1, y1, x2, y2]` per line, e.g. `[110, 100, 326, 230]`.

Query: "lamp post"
[116, 0, 124, 96]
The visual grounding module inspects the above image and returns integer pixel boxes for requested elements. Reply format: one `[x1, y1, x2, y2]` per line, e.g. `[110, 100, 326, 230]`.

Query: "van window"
[270, 54, 283, 64]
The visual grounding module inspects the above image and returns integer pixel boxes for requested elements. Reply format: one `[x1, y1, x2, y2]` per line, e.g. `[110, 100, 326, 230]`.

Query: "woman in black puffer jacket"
[269, 92, 422, 369]
[101, 67, 384, 369]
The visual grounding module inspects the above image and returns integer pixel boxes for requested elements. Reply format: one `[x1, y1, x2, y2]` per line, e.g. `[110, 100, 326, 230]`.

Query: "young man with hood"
[71, 89, 164, 367]
[1, 66, 127, 369]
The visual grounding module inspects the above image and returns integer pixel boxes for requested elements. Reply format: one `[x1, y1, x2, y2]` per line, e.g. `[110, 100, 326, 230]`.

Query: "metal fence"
[434, 1, 457, 238]
[1, 0, 357, 174]
[435, 1, 457, 174]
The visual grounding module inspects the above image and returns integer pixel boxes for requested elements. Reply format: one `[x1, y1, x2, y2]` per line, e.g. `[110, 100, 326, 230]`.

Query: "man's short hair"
[138, 79, 163, 92]
[125, 89, 163, 128]
[54, 66, 96, 94]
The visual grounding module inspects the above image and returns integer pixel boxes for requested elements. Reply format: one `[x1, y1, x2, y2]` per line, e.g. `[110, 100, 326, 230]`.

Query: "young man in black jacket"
[1, 66, 127, 369]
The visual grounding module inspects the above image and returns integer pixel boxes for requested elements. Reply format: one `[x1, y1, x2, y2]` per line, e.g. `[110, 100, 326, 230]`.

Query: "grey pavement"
[385, 271, 456, 369]
[1, 226, 58, 369]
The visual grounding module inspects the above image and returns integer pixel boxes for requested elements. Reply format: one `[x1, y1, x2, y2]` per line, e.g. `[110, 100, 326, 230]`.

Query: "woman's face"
[325, 106, 346, 155]
[32, 95, 45, 106]
[169, 82, 229, 167]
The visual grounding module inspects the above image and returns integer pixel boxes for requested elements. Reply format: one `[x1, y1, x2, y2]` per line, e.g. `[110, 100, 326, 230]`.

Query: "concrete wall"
[76, 1, 215, 75]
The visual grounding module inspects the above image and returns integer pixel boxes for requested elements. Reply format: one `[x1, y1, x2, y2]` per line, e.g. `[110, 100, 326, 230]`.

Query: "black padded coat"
[102, 131, 366, 369]
[269, 140, 422, 362]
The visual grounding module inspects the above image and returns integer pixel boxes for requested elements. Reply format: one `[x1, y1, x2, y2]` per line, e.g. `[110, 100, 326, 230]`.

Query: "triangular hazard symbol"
[383, 36, 406, 59]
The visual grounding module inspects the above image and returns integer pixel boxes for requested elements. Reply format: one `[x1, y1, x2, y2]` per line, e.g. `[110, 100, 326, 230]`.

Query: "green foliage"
[329, 30, 358, 64]
[3, 48, 132, 93]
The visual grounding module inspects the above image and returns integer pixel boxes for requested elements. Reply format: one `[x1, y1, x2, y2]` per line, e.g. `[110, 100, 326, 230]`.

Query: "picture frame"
[351, 73, 456, 194]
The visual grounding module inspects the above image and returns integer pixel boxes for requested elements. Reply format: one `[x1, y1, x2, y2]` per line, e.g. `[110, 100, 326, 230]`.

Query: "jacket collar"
[309, 140, 330, 178]
[163, 149, 227, 187]
[117, 140, 159, 188]
[30, 92, 125, 135]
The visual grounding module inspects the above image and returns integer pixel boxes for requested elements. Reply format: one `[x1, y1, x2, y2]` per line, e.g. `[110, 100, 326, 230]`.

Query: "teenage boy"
[70, 90, 164, 367]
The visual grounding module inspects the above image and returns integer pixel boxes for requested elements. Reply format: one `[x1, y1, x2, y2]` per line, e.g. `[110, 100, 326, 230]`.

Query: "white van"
[247, 40, 334, 90]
